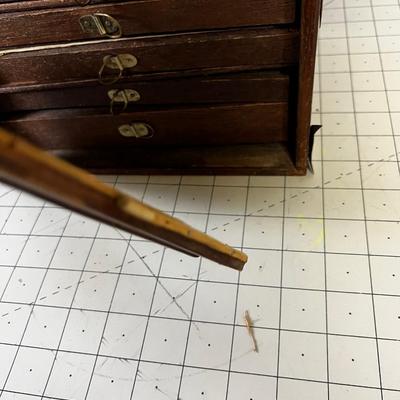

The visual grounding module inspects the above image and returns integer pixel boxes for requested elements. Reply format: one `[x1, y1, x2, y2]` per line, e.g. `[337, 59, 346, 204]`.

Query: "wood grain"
[2, 103, 289, 148]
[0, 0, 124, 12]
[0, 71, 290, 112]
[0, 127, 247, 270]
[0, 28, 299, 88]
[0, 0, 296, 47]
[55, 143, 303, 175]
[294, 0, 322, 170]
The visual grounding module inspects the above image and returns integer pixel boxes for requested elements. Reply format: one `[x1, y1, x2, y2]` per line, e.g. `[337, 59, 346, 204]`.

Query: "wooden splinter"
[0, 127, 247, 270]
[244, 310, 258, 353]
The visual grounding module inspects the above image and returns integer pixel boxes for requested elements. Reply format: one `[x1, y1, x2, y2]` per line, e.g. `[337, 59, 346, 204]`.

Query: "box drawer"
[0, 0, 297, 48]
[0, 0, 110, 10]
[2, 103, 289, 149]
[0, 28, 298, 88]
[0, 71, 290, 112]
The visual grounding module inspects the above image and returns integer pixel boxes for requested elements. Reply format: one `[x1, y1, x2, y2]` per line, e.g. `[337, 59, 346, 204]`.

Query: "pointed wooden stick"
[0, 127, 247, 270]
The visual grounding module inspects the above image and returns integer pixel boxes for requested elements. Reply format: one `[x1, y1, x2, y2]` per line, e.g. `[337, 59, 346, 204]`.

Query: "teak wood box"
[0, 0, 321, 175]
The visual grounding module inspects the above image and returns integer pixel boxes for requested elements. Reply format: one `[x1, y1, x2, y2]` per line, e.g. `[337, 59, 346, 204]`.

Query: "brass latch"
[118, 123, 154, 138]
[98, 54, 138, 85]
[108, 89, 141, 114]
[79, 13, 122, 39]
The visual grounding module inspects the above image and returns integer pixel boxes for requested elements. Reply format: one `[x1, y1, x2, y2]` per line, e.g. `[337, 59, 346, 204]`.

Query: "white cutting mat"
[1, 1, 400, 399]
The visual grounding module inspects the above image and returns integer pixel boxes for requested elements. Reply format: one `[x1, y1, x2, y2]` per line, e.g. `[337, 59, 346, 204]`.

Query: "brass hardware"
[79, 13, 122, 39]
[108, 89, 141, 103]
[118, 123, 154, 138]
[98, 54, 138, 85]
[108, 89, 141, 115]
[104, 54, 137, 70]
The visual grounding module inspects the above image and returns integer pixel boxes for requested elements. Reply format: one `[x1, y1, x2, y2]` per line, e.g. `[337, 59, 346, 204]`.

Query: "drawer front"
[0, 0, 296, 48]
[0, 0, 121, 12]
[0, 72, 290, 112]
[0, 29, 298, 88]
[3, 103, 289, 149]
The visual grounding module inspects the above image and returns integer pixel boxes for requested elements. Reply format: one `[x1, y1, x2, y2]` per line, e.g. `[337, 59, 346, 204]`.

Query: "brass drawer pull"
[108, 89, 141, 115]
[79, 13, 122, 39]
[118, 123, 154, 138]
[98, 54, 138, 85]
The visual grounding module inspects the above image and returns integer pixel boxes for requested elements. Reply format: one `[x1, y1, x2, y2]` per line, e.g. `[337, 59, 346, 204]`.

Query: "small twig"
[244, 310, 258, 353]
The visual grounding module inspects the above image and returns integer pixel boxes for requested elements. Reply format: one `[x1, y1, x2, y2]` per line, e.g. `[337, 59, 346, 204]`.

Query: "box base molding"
[54, 143, 306, 176]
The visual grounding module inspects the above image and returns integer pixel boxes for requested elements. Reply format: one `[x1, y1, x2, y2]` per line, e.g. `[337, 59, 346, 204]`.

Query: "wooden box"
[0, 0, 321, 175]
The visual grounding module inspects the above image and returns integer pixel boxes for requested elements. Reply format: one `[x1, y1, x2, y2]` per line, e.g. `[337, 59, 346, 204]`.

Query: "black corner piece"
[307, 125, 322, 174]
